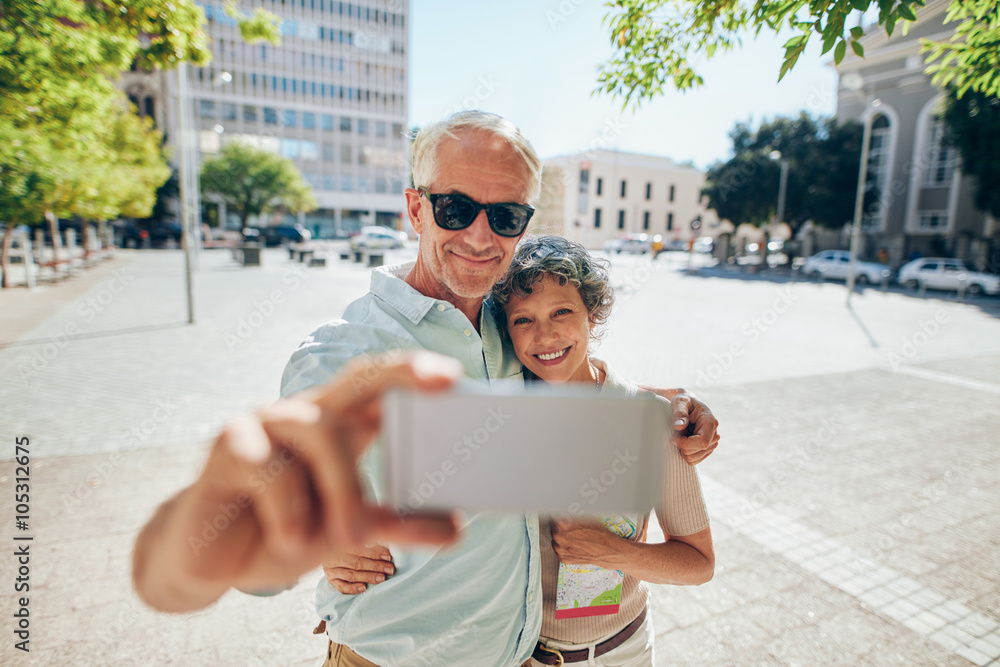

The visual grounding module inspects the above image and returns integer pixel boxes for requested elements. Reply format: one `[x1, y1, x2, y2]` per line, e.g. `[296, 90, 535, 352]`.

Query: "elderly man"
[132, 111, 719, 666]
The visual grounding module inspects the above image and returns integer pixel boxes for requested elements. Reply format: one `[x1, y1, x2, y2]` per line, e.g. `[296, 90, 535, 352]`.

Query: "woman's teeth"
[537, 348, 568, 361]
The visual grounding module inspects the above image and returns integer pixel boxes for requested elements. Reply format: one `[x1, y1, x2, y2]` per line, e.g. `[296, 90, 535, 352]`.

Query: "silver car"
[801, 250, 892, 284]
[350, 226, 406, 251]
[897, 258, 1000, 295]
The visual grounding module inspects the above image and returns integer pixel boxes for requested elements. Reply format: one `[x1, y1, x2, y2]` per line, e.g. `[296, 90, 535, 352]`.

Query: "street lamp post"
[176, 62, 197, 324]
[846, 93, 879, 303]
[768, 150, 789, 270]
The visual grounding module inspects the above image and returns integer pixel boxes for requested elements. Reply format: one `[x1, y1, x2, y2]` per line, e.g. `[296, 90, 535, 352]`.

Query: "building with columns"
[834, 0, 997, 269]
[119, 0, 410, 238]
[532, 150, 718, 249]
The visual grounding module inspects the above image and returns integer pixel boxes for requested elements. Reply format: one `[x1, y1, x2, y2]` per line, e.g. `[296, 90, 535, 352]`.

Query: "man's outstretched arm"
[132, 352, 463, 613]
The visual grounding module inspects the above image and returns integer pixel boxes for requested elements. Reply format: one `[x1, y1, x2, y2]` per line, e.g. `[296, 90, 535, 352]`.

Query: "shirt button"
[463, 329, 472, 337]
[436, 304, 445, 311]
[529, 593, 534, 602]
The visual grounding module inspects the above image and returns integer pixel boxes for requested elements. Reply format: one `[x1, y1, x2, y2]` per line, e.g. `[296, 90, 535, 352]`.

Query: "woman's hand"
[549, 518, 636, 569]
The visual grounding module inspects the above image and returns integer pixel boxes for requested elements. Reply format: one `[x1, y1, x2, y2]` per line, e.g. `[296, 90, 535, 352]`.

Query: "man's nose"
[460, 209, 494, 249]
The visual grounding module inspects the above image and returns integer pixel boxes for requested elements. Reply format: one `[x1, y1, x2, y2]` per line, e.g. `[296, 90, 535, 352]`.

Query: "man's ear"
[404, 188, 424, 235]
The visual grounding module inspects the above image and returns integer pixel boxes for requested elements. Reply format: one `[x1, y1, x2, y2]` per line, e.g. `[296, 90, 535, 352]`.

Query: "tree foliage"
[597, 0, 999, 108]
[942, 88, 1000, 218]
[702, 114, 866, 231]
[200, 143, 317, 230]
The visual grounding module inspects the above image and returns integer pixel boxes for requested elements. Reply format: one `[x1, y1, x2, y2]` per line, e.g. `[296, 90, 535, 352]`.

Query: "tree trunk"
[45, 209, 61, 269]
[1, 222, 14, 289]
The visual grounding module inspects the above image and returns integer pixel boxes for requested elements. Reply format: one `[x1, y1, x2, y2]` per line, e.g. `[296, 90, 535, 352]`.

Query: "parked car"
[349, 226, 406, 251]
[897, 257, 1000, 295]
[260, 224, 311, 246]
[602, 234, 652, 254]
[801, 250, 892, 284]
[693, 237, 715, 254]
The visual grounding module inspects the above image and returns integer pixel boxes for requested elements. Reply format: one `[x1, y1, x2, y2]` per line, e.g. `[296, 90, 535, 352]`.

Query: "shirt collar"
[369, 261, 440, 325]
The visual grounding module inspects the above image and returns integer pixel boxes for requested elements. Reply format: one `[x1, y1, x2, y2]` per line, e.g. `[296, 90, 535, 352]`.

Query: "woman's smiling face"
[504, 275, 596, 384]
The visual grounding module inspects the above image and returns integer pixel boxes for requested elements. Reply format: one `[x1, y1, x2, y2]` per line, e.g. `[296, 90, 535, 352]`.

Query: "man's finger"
[367, 507, 460, 546]
[324, 566, 389, 585]
[328, 579, 367, 595]
[312, 351, 462, 416]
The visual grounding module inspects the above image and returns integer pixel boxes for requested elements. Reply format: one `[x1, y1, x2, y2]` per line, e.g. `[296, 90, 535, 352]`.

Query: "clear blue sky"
[409, 1, 841, 170]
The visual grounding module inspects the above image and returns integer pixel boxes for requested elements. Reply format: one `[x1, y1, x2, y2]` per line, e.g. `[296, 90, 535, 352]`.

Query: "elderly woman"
[490, 235, 714, 667]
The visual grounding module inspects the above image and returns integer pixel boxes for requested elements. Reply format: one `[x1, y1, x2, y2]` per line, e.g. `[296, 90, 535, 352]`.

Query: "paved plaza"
[1, 247, 998, 665]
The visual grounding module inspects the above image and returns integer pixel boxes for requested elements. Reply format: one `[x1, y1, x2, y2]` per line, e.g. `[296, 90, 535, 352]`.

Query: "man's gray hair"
[490, 235, 615, 338]
[410, 110, 543, 204]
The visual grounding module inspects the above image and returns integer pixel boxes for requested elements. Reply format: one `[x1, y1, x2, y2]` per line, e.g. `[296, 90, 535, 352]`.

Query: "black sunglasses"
[418, 187, 534, 238]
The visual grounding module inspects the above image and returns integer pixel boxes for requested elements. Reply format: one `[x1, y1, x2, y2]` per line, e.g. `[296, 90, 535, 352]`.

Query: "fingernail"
[383, 565, 394, 575]
[674, 418, 686, 426]
[375, 574, 385, 582]
[380, 554, 393, 561]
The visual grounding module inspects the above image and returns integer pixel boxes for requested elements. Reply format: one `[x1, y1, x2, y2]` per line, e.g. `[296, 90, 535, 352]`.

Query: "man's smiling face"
[405, 129, 531, 304]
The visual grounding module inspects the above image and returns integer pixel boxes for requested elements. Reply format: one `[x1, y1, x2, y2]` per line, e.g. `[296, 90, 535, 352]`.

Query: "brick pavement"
[1, 248, 998, 665]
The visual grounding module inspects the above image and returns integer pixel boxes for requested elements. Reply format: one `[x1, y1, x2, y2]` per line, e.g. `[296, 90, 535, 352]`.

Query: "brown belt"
[531, 607, 647, 665]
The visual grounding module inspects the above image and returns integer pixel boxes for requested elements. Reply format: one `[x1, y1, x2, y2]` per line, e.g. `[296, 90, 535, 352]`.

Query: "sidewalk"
[1, 249, 998, 665]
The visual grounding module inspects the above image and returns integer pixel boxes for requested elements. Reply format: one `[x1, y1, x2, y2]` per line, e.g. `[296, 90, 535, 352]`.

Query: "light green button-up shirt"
[281, 262, 541, 667]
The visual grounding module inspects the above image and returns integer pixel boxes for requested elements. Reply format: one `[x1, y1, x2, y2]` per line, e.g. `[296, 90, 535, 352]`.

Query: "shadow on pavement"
[0, 321, 190, 350]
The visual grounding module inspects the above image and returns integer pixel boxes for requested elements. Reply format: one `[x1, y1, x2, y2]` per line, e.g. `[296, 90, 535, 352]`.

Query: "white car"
[603, 234, 652, 254]
[801, 250, 892, 284]
[897, 257, 1000, 295]
[350, 226, 406, 251]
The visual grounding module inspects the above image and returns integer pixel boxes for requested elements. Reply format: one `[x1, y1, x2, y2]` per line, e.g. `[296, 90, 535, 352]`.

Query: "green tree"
[0, 0, 279, 285]
[597, 0, 1000, 108]
[942, 88, 1000, 219]
[702, 114, 866, 258]
[200, 143, 318, 231]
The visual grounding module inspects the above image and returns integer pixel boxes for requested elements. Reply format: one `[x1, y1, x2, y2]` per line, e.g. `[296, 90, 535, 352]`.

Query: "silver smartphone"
[383, 381, 668, 515]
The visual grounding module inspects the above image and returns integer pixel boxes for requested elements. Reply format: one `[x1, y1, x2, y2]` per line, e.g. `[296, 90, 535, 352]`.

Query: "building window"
[143, 97, 155, 119]
[918, 211, 948, 230]
[596, 178, 603, 196]
[357, 119, 369, 135]
[340, 116, 352, 133]
[198, 100, 216, 118]
[322, 142, 334, 162]
[645, 182, 652, 200]
[594, 209, 602, 228]
[579, 169, 590, 194]
[375, 122, 387, 138]
[322, 114, 334, 131]
[643, 211, 650, 230]
[301, 140, 318, 160]
[303, 112, 316, 129]
[620, 180, 626, 198]
[358, 177, 371, 193]
[222, 103, 236, 121]
[340, 145, 352, 164]
[667, 213, 674, 231]
[340, 175, 354, 192]
[669, 185, 675, 202]
[391, 179, 404, 194]
[925, 117, 957, 186]
[243, 105, 257, 122]
[866, 114, 891, 230]
[264, 107, 278, 125]
[618, 210, 625, 229]
[281, 139, 300, 159]
[283, 109, 297, 127]
[375, 177, 387, 193]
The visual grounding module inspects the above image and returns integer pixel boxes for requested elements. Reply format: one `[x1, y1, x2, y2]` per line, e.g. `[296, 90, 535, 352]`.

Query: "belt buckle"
[536, 644, 564, 666]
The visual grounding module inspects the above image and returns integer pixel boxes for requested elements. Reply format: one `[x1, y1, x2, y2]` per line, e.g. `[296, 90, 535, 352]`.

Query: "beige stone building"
[532, 150, 718, 249]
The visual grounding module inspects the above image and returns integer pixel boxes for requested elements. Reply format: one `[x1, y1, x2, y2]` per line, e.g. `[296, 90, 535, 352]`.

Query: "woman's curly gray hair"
[490, 235, 615, 339]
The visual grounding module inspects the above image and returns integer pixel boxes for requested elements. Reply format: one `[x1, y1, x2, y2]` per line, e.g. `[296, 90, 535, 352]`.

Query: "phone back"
[383, 383, 667, 515]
